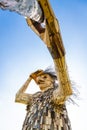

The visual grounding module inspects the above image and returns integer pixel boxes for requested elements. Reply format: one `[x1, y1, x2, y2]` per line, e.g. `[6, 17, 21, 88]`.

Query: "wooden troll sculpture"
[0, 0, 73, 129]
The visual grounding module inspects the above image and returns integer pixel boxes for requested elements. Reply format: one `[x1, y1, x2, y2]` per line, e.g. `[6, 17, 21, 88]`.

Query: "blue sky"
[0, 0, 87, 130]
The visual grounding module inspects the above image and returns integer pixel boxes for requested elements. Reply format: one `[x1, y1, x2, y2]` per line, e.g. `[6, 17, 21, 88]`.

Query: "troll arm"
[15, 77, 32, 105]
[26, 0, 72, 104]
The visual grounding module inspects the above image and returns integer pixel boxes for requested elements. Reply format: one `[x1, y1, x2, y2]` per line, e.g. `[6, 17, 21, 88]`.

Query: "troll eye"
[43, 76, 47, 79]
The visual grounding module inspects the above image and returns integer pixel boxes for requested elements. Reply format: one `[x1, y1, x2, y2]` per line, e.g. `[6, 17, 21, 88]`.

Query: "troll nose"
[36, 76, 44, 82]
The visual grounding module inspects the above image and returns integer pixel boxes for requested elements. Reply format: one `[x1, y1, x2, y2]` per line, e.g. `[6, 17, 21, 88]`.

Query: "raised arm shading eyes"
[15, 77, 32, 105]
[15, 70, 44, 105]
